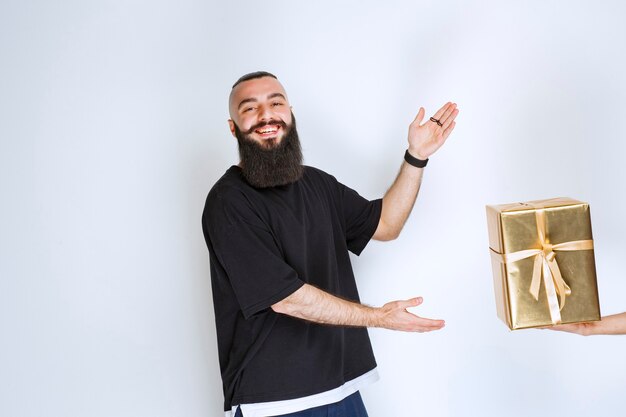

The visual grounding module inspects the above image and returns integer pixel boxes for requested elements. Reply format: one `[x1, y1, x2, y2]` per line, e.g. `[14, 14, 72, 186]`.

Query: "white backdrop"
[2, 1, 625, 416]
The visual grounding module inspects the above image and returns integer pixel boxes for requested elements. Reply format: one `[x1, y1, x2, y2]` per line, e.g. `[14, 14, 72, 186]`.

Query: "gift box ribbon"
[490, 205, 594, 324]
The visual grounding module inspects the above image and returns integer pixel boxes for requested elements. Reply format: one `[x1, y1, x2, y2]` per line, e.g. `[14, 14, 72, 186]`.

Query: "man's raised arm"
[373, 102, 458, 241]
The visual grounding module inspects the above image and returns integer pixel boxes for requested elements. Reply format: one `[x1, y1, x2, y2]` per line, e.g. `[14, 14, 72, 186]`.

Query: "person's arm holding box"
[550, 312, 626, 335]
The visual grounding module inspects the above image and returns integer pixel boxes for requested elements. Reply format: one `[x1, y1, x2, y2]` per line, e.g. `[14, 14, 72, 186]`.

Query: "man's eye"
[271, 102, 283, 107]
[243, 107, 255, 113]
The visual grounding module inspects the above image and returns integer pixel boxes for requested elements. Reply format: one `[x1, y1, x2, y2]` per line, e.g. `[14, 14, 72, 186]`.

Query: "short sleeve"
[203, 190, 305, 319]
[339, 183, 382, 255]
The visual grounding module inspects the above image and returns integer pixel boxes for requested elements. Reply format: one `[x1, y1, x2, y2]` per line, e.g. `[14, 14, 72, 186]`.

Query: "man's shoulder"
[207, 166, 247, 198]
[204, 166, 252, 215]
[302, 165, 339, 185]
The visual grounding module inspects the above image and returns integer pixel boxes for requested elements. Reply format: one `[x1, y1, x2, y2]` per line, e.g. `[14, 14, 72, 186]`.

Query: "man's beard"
[234, 113, 304, 188]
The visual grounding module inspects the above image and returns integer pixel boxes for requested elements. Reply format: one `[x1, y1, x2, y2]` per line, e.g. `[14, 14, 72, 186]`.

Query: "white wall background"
[2, 1, 625, 416]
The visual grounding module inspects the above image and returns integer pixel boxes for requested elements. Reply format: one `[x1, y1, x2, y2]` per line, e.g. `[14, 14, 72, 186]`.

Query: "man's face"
[228, 77, 293, 148]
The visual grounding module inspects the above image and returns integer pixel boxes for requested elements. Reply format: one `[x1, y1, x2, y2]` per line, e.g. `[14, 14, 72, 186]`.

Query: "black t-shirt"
[202, 165, 382, 411]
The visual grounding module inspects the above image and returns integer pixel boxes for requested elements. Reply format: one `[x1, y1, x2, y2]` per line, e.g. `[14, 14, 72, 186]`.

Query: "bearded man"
[202, 71, 459, 417]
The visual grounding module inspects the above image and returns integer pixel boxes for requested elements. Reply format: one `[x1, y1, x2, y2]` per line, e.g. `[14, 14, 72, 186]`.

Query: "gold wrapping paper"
[486, 197, 601, 330]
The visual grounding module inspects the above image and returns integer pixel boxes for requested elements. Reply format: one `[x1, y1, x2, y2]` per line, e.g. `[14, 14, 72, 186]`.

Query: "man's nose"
[258, 104, 274, 121]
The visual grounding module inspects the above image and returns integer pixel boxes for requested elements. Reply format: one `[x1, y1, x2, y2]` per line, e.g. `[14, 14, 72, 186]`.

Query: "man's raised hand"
[408, 102, 459, 160]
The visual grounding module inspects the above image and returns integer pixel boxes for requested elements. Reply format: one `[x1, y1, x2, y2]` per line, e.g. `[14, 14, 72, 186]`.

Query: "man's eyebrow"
[237, 97, 257, 110]
[267, 93, 286, 100]
[237, 93, 287, 110]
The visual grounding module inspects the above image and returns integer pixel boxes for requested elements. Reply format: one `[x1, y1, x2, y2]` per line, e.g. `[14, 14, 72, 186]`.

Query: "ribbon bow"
[490, 206, 594, 324]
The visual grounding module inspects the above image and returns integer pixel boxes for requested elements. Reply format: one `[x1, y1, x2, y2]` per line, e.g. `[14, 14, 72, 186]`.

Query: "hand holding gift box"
[550, 312, 626, 335]
[486, 197, 601, 330]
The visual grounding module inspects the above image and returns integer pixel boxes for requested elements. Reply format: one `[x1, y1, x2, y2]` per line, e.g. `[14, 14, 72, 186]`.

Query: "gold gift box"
[486, 197, 601, 330]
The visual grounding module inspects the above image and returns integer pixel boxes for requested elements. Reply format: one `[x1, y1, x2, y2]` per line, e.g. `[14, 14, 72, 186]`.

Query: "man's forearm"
[271, 283, 446, 332]
[272, 283, 380, 327]
[375, 161, 424, 241]
[373, 102, 458, 241]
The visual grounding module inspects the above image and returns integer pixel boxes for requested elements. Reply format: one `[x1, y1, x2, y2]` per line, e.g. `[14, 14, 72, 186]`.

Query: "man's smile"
[255, 124, 281, 138]
[246, 119, 287, 140]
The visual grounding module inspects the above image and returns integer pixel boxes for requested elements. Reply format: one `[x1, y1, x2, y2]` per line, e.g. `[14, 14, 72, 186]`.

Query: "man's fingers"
[382, 296, 446, 332]
[401, 297, 445, 331]
[408, 316, 445, 333]
[442, 121, 456, 141]
[429, 102, 459, 133]
[441, 107, 459, 130]
[431, 102, 452, 122]
[412, 107, 425, 125]
[438, 103, 456, 124]
[414, 317, 446, 332]
[393, 297, 423, 309]
[416, 317, 445, 328]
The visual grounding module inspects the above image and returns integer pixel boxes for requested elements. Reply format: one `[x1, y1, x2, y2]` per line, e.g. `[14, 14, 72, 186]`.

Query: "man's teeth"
[257, 126, 278, 134]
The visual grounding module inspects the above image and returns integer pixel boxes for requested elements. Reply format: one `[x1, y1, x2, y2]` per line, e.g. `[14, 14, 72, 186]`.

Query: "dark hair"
[232, 71, 277, 89]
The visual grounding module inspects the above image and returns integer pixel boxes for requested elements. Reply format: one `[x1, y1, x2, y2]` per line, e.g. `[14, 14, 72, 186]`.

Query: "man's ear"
[228, 119, 236, 138]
